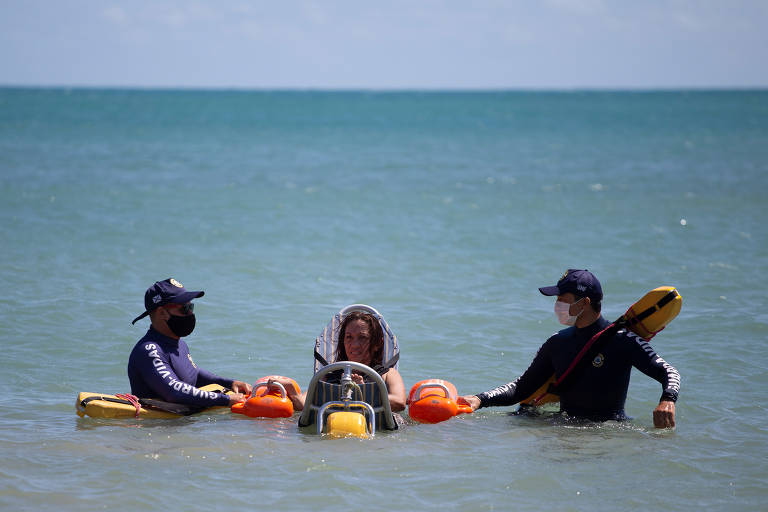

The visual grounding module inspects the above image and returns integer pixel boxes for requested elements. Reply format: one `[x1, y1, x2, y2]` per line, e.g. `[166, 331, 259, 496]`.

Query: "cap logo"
[577, 285, 586, 291]
[152, 294, 162, 304]
[170, 279, 183, 288]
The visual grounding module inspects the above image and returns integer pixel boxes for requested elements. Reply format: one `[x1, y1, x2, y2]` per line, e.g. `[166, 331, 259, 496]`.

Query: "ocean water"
[0, 88, 766, 511]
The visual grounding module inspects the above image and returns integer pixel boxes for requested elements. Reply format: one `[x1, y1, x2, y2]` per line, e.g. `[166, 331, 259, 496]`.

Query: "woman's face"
[343, 319, 371, 364]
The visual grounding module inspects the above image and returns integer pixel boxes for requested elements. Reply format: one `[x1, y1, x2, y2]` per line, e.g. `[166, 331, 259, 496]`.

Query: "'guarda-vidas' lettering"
[484, 382, 515, 399]
[656, 356, 681, 392]
[145, 345, 171, 378]
[142, 342, 219, 399]
[167, 378, 216, 399]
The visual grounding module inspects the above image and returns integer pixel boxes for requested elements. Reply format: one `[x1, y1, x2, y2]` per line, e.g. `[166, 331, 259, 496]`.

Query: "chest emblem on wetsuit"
[170, 278, 183, 288]
[187, 353, 197, 368]
[592, 353, 605, 368]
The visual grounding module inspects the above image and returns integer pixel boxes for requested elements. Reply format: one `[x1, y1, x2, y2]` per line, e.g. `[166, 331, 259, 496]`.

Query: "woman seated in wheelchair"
[273, 309, 406, 412]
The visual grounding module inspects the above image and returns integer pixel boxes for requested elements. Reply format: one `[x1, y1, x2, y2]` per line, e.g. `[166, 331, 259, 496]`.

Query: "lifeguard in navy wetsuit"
[460, 270, 680, 428]
[128, 278, 251, 407]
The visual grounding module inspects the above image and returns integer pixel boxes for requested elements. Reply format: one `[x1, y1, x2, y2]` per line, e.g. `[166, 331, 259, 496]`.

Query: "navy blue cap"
[132, 278, 204, 324]
[539, 269, 603, 302]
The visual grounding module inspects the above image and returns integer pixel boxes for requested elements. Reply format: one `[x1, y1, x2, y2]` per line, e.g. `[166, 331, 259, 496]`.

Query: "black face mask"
[166, 314, 196, 338]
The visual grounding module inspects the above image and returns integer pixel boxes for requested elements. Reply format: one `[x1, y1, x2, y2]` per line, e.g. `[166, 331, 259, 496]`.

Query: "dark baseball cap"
[539, 269, 603, 302]
[131, 278, 204, 324]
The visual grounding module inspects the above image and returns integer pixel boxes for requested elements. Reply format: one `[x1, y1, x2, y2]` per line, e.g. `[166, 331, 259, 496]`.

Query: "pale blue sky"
[1, 0, 766, 89]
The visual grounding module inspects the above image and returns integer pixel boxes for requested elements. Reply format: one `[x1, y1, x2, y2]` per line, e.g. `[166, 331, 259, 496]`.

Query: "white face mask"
[554, 299, 583, 326]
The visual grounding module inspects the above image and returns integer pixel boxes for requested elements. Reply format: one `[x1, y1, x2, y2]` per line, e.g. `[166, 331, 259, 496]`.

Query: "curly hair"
[335, 311, 385, 366]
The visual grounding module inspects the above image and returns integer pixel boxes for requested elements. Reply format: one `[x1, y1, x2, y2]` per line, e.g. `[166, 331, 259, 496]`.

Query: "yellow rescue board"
[520, 286, 682, 406]
[76, 384, 231, 419]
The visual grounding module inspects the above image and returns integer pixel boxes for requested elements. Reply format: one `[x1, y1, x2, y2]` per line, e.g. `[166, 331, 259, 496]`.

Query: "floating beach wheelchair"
[298, 304, 400, 437]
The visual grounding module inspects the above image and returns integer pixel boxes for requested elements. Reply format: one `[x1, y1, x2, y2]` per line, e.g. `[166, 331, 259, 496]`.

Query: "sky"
[1, 0, 767, 89]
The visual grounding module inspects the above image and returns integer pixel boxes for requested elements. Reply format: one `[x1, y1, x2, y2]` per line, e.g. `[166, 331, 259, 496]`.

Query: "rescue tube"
[76, 384, 231, 419]
[231, 376, 299, 418]
[519, 376, 559, 407]
[408, 379, 473, 424]
[520, 286, 683, 406]
[621, 286, 682, 340]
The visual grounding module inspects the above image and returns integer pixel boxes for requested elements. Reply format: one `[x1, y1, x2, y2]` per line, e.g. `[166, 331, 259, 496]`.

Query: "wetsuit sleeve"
[627, 333, 681, 402]
[476, 340, 556, 408]
[196, 367, 235, 389]
[133, 343, 230, 407]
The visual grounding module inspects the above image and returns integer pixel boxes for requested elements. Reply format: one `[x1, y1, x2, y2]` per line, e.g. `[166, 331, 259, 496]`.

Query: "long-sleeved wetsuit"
[476, 316, 680, 421]
[127, 327, 232, 407]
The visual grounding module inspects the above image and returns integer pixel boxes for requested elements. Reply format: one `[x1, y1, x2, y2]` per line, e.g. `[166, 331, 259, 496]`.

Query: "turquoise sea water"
[1, 88, 767, 511]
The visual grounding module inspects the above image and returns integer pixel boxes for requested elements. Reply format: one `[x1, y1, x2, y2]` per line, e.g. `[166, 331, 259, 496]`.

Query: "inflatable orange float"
[231, 376, 300, 418]
[408, 379, 473, 424]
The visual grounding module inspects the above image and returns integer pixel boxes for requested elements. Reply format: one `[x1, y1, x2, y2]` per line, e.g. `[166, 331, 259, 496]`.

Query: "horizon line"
[2, 83, 768, 94]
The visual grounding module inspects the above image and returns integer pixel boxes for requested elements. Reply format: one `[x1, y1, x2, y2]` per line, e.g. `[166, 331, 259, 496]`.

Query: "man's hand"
[228, 392, 246, 405]
[458, 395, 481, 412]
[653, 400, 676, 428]
[231, 380, 252, 395]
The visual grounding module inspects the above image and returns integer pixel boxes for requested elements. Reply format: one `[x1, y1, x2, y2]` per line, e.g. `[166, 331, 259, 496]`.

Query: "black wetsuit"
[127, 327, 232, 407]
[476, 316, 680, 421]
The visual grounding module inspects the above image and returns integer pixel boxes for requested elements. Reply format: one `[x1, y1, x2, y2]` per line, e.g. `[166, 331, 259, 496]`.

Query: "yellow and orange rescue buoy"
[621, 286, 682, 340]
[231, 375, 300, 418]
[408, 379, 473, 424]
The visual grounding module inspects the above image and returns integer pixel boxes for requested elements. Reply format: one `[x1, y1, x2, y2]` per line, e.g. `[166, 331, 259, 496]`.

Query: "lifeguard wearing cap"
[462, 267, 681, 428]
[131, 278, 204, 325]
[127, 277, 252, 409]
[538, 269, 603, 304]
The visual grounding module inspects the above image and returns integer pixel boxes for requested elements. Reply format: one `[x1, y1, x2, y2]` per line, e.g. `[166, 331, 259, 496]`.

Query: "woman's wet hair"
[336, 311, 384, 365]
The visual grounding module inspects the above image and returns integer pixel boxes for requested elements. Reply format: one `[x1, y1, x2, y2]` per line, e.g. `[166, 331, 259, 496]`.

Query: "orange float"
[231, 375, 300, 418]
[408, 379, 473, 424]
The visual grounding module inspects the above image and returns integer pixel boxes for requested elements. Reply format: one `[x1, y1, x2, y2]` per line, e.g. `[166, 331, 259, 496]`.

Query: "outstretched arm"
[196, 370, 250, 405]
[461, 341, 555, 410]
